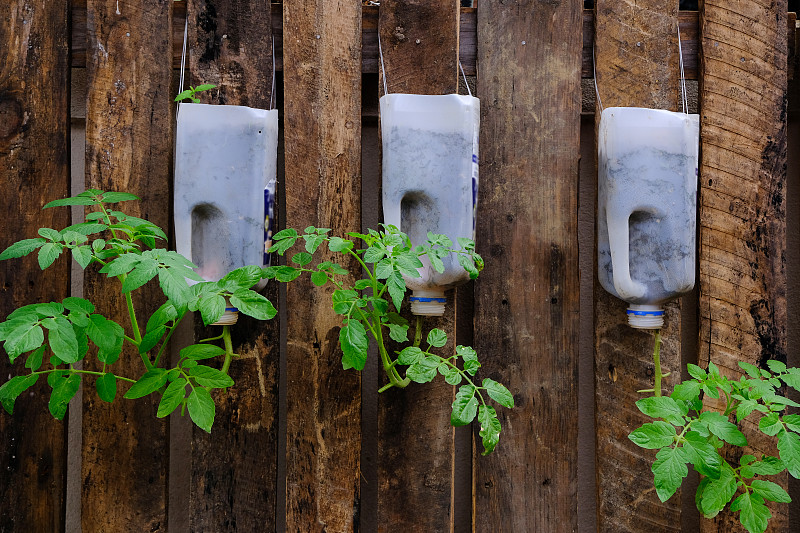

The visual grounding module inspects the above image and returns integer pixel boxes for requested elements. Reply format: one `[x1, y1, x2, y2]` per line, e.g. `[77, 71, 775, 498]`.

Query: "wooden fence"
[0, 1, 796, 531]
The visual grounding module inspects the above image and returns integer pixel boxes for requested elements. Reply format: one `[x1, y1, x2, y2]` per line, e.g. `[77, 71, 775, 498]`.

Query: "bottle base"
[627, 305, 664, 329]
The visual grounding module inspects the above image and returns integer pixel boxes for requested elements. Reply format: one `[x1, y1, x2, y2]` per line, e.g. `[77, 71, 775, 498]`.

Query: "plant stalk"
[221, 325, 235, 375]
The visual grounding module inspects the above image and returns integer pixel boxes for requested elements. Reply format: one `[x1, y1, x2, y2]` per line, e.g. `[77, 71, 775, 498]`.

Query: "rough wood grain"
[473, 1, 581, 531]
[282, 1, 362, 530]
[81, 1, 173, 530]
[593, 2, 685, 532]
[698, 1, 789, 532]
[183, 1, 279, 530]
[375, 1, 460, 531]
[0, 2, 70, 531]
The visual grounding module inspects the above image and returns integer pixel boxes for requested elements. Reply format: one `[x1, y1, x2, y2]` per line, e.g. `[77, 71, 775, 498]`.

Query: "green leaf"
[188, 387, 215, 433]
[63, 297, 94, 315]
[652, 446, 688, 502]
[0, 374, 39, 414]
[273, 266, 302, 282]
[483, 378, 514, 408]
[198, 293, 226, 326]
[328, 237, 353, 252]
[478, 404, 502, 455]
[386, 322, 408, 343]
[96, 373, 117, 403]
[332, 289, 358, 315]
[397, 346, 423, 366]
[700, 463, 738, 517]
[750, 479, 790, 503]
[38, 228, 62, 241]
[98, 253, 140, 276]
[396, 253, 423, 278]
[87, 314, 124, 351]
[759, 412, 783, 436]
[139, 325, 166, 354]
[71, 246, 93, 269]
[4, 322, 45, 362]
[0, 238, 47, 260]
[340, 319, 368, 371]
[158, 265, 193, 307]
[38, 242, 62, 269]
[386, 272, 406, 311]
[25, 345, 45, 371]
[636, 396, 687, 426]
[48, 373, 81, 420]
[304, 233, 325, 254]
[682, 431, 723, 478]
[375, 259, 393, 280]
[272, 228, 298, 241]
[47, 316, 79, 364]
[122, 262, 158, 292]
[180, 344, 226, 360]
[687, 364, 707, 380]
[43, 196, 98, 208]
[292, 252, 313, 266]
[363, 246, 385, 263]
[739, 361, 762, 378]
[783, 414, 800, 433]
[230, 289, 277, 320]
[406, 356, 439, 383]
[699, 411, 748, 446]
[124, 369, 168, 399]
[311, 270, 328, 287]
[426, 328, 447, 348]
[731, 492, 770, 533]
[750, 456, 785, 476]
[101, 191, 140, 203]
[629, 421, 677, 449]
[672, 380, 702, 402]
[188, 366, 234, 389]
[766, 360, 786, 374]
[451, 384, 478, 426]
[157, 378, 187, 418]
[443, 366, 462, 385]
[777, 430, 800, 478]
[146, 301, 178, 331]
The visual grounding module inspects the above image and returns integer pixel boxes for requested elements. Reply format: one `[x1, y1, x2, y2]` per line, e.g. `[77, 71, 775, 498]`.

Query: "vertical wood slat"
[592, 2, 684, 532]
[282, 0, 362, 530]
[0, 2, 70, 531]
[375, 1, 460, 531]
[474, 1, 581, 531]
[82, 1, 173, 530]
[185, 2, 279, 530]
[698, 1, 789, 531]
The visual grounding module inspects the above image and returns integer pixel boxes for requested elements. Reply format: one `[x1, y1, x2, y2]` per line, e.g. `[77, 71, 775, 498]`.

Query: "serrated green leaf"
[139, 325, 166, 354]
[683, 431, 723, 478]
[63, 297, 94, 315]
[311, 270, 328, 287]
[48, 373, 81, 420]
[328, 237, 353, 252]
[750, 479, 790, 503]
[272, 228, 298, 240]
[750, 456, 785, 476]
[386, 322, 408, 343]
[375, 259, 393, 280]
[363, 246, 385, 263]
[386, 272, 405, 311]
[397, 346, 423, 366]
[122, 262, 158, 292]
[406, 356, 439, 383]
[443, 366, 462, 385]
[777, 430, 800, 478]
[274, 266, 302, 282]
[219, 265, 262, 291]
[98, 253, 140, 276]
[44, 196, 99, 208]
[157, 378, 187, 417]
[71, 246, 93, 269]
[188, 365, 234, 388]
[340, 319, 368, 371]
[629, 421, 677, 449]
[783, 414, 800, 433]
[652, 446, 688, 502]
[699, 411, 748, 446]
[739, 361, 762, 378]
[124, 369, 168, 399]
[636, 396, 687, 426]
[483, 378, 514, 408]
[198, 293, 225, 326]
[96, 373, 117, 403]
[427, 328, 447, 348]
[304, 234, 325, 254]
[38, 242, 62, 269]
[765, 360, 786, 374]
[731, 492, 770, 533]
[0, 374, 39, 414]
[188, 387, 215, 433]
[158, 265, 192, 307]
[292, 252, 313, 266]
[0, 238, 47, 260]
[451, 384, 478, 426]
[700, 462, 737, 517]
[478, 404, 501, 455]
[687, 364, 707, 380]
[332, 289, 358, 314]
[146, 301, 178, 331]
[48, 316, 79, 364]
[230, 289, 277, 321]
[5, 322, 45, 363]
[737, 399, 761, 422]
[180, 344, 226, 360]
[396, 253, 423, 278]
[759, 412, 783, 436]
[87, 314, 123, 351]
[38, 228, 62, 241]
[672, 380, 702, 401]
[25, 345, 45, 371]
[100, 191, 139, 203]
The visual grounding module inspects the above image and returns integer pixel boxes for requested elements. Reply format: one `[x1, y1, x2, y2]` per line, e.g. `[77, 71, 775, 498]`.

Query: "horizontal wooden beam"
[70, 4, 794, 80]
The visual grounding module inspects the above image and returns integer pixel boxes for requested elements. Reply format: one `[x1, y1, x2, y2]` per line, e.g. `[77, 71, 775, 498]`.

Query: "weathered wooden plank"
[698, 1, 789, 532]
[282, 1, 362, 530]
[0, 2, 70, 531]
[473, 1, 581, 532]
[375, 1, 460, 531]
[183, 1, 279, 530]
[81, 1, 173, 530]
[593, 2, 684, 532]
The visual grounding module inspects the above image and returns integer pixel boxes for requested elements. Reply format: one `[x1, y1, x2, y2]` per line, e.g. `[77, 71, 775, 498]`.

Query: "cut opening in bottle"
[191, 203, 231, 282]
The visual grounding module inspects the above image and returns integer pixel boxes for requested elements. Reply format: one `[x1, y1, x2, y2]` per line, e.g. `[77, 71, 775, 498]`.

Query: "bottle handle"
[606, 210, 646, 301]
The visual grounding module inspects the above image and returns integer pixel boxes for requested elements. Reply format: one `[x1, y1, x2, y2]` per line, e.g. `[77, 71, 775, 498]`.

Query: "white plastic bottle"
[174, 103, 279, 324]
[381, 93, 480, 316]
[597, 107, 699, 329]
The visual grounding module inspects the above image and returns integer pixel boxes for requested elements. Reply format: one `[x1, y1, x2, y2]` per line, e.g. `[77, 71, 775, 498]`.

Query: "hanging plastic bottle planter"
[597, 107, 698, 329]
[380, 79, 479, 316]
[173, 30, 278, 326]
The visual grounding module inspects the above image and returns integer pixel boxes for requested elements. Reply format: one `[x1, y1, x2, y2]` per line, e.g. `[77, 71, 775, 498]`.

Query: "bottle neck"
[627, 304, 664, 329]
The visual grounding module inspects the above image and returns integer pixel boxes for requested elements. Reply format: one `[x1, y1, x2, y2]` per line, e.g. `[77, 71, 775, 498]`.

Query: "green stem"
[653, 329, 663, 397]
[413, 316, 422, 348]
[153, 313, 185, 368]
[220, 325, 235, 375]
[33, 368, 137, 384]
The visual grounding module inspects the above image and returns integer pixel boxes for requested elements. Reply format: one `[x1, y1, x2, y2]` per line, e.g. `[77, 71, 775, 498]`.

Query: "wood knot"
[0, 97, 23, 140]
